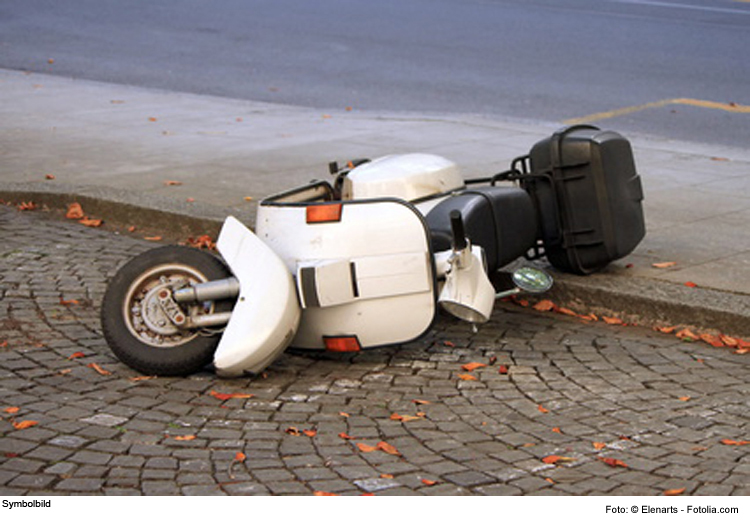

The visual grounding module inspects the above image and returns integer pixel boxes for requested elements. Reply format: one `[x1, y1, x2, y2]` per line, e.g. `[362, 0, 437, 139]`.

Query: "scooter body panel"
[213, 216, 301, 376]
[256, 198, 437, 350]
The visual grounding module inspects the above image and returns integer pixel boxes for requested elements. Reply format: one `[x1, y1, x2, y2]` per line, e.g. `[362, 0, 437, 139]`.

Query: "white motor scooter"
[100, 153, 551, 377]
[101, 126, 645, 377]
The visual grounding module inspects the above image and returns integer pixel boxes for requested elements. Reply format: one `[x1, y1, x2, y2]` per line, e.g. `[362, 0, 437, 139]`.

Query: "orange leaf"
[338, 432, 355, 440]
[79, 218, 103, 228]
[13, 420, 39, 430]
[60, 298, 80, 306]
[461, 362, 487, 372]
[664, 488, 686, 496]
[376, 441, 401, 456]
[209, 390, 253, 401]
[542, 455, 575, 464]
[719, 335, 739, 348]
[173, 435, 196, 441]
[602, 316, 625, 325]
[421, 479, 438, 486]
[339, 412, 350, 418]
[303, 429, 317, 437]
[598, 457, 628, 468]
[144, 236, 162, 241]
[699, 333, 724, 347]
[675, 328, 699, 341]
[412, 399, 431, 405]
[234, 452, 246, 462]
[45, 174, 56, 180]
[4, 407, 20, 414]
[164, 180, 183, 186]
[555, 306, 579, 317]
[380, 474, 394, 479]
[357, 443, 377, 453]
[533, 299, 555, 312]
[87, 363, 111, 375]
[593, 442, 607, 450]
[67, 351, 85, 360]
[458, 374, 477, 381]
[652, 261, 677, 269]
[443, 340, 455, 347]
[678, 396, 691, 402]
[314, 491, 338, 496]
[684, 281, 697, 288]
[129, 375, 156, 382]
[654, 326, 676, 334]
[538, 404, 549, 413]
[498, 365, 509, 374]
[551, 427, 562, 434]
[720, 439, 750, 446]
[285, 427, 301, 436]
[17, 201, 37, 211]
[66, 202, 85, 219]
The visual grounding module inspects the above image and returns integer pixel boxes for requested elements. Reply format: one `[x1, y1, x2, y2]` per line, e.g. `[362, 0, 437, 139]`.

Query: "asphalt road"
[1, 0, 749, 146]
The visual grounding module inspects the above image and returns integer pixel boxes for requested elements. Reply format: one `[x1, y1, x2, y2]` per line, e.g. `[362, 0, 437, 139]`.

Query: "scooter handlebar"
[450, 210, 468, 251]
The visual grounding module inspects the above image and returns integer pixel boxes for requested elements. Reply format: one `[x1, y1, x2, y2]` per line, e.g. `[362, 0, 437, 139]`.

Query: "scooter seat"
[425, 186, 537, 272]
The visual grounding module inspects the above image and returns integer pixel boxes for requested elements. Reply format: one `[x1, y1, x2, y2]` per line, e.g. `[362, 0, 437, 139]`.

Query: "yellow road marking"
[564, 98, 750, 125]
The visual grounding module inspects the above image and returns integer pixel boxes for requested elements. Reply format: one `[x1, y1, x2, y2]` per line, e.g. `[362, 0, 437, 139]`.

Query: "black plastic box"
[523, 125, 645, 274]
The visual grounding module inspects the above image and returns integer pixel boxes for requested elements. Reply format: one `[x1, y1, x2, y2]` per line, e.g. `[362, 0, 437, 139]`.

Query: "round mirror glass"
[511, 267, 553, 294]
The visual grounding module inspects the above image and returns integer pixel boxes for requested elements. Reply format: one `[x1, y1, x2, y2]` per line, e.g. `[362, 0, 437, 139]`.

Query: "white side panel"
[256, 201, 435, 349]
[213, 216, 300, 376]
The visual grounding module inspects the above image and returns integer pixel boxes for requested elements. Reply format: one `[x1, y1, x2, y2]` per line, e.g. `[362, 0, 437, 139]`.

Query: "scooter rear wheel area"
[101, 246, 232, 376]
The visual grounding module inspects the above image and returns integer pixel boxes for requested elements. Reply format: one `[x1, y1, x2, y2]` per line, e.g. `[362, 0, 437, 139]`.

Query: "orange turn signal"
[323, 336, 362, 352]
[306, 203, 343, 224]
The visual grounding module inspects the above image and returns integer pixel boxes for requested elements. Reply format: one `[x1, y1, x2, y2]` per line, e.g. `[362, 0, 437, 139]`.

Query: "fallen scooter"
[101, 125, 645, 377]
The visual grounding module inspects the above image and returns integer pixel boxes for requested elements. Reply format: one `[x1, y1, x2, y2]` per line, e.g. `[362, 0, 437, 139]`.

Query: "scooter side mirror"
[511, 267, 554, 294]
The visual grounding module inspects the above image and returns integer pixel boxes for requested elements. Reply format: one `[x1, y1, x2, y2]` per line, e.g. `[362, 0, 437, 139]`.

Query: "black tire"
[101, 245, 232, 376]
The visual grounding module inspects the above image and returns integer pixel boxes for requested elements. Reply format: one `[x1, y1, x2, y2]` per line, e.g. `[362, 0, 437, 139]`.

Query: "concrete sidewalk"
[1, 69, 749, 337]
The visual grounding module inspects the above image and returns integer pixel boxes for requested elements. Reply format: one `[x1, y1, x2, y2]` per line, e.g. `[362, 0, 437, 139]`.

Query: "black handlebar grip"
[450, 210, 468, 251]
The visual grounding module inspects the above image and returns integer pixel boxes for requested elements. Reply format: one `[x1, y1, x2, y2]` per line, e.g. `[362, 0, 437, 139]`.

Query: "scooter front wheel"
[101, 246, 233, 376]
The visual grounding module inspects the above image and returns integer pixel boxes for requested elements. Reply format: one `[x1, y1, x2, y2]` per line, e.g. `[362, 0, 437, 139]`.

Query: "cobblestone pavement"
[1, 206, 748, 496]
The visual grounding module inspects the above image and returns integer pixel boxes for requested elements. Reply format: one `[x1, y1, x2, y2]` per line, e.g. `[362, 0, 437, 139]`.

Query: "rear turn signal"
[323, 335, 362, 352]
[306, 203, 343, 224]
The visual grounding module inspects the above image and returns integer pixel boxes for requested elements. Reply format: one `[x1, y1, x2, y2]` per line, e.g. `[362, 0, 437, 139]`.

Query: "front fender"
[213, 216, 300, 376]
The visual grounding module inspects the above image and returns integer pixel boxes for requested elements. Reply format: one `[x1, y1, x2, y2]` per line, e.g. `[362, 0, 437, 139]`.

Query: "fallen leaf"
[684, 281, 697, 288]
[664, 488, 686, 496]
[164, 180, 182, 186]
[303, 429, 317, 438]
[17, 201, 37, 211]
[129, 375, 156, 382]
[498, 365, 509, 374]
[545, 477, 555, 484]
[652, 261, 677, 269]
[186, 235, 216, 250]
[357, 442, 377, 453]
[555, 306, 579, 317]
[602, 316, 625, 325]
[578, 313, 599, 322]
[58, 369, 72, 375]
[87, 363, 112, 376]
[699, 333, 724, 347]
[412, 399, 431, 405]
[314, 491, 338, 496]
[144, 236, 162, 241]
[551, 427, 562, 434]
[720, 439, 750, 446]
[593, 442, 607, 450]
[488, 356, 497, 365]
[68, 351, 85, 359]
[148, 117, 158, 122]
[542, 455, 576, 465]
[678, 396, 691, 402]
[173, 435, 196, 441]
[209, 390, 253, 401]
[60, 298, 79, 306]
[675, 328, 699, 341]
[0, 341, 7, 348]
[421, 479, 438, 486]
[598, 457, 629, 468]
[339, 412, 350, 418]
[655, 326, 677, 334]
[338, 432, 355, 440]
[380, 474, 394, 479]
[461, 362, 487, 372]
[533, 299, 556, 312]
[458, 374, 477, 381]
[376, 441, 401, 456]
[127, 226, 137, 233]
[66, 203, 85, 219]
[234, 452, 246, 462]
[79, 218, 103, 228]
[45, 174, 56, 180]
[243, 196, 254, 202]
[443, 340, 455, 348]
[3, 407, 20, 414]
[538, 404, 549, 414]
[285, 427, 301, 436]
[719, 335, 739, 348]
[13, 420, 39, 430]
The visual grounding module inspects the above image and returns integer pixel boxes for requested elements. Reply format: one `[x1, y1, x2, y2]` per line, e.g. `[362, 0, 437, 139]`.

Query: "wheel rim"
[123, 263, 213, 348]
